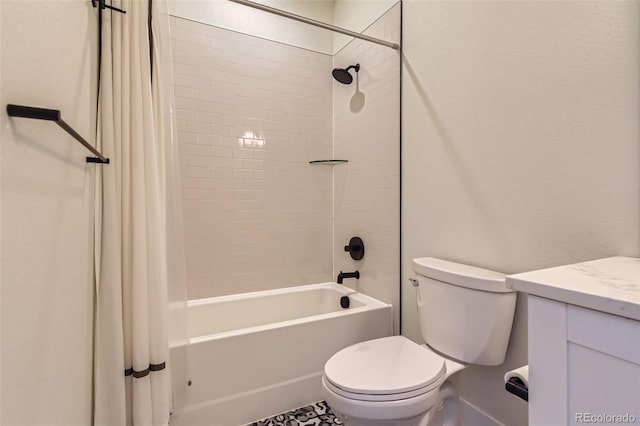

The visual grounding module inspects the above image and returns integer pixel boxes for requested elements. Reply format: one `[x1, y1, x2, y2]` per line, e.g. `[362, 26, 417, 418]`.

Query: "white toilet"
[322, 257, 517, 426]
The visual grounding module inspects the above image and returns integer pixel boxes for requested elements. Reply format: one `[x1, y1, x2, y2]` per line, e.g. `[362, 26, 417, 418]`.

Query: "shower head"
[332, 64, 360, 85]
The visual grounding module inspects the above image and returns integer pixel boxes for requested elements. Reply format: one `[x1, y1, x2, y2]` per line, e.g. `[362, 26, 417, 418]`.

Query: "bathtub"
[169, 282, 392, 426]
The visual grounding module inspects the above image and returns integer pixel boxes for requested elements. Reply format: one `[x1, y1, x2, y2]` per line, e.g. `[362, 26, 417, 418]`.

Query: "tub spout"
[337, 271, 359, 284]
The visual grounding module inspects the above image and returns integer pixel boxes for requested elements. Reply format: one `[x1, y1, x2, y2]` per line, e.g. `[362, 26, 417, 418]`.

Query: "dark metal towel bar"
[92, 0, 126, 14]
[6, 104, 109, 164]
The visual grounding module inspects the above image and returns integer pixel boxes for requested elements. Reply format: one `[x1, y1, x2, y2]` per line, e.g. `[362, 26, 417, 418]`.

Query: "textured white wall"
[170, 16, 334, 298]
[169, 0, 335, 54]
[333, 4, 400, 332]
[1, 1, 96, 424]
[402, 1, 639, 425]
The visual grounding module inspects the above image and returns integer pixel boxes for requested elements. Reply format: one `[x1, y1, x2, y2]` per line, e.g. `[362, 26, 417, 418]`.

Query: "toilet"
[322, 257, 517, 426]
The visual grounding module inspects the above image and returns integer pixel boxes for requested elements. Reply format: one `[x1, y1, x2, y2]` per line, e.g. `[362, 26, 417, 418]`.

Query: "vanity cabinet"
[528, 296, 640, 426]
[507, 257, 640, 426]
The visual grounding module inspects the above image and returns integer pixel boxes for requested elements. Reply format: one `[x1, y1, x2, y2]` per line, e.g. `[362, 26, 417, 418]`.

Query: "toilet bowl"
[322, 336, 464, 426]
[322, 258, 517, 426]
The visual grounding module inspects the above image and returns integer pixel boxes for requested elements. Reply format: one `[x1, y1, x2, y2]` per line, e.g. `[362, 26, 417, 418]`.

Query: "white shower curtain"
[93, 0, 183, 424]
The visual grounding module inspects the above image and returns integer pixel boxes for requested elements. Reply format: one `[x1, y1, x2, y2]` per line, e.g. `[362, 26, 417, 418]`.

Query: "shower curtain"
[93, 0, 186, 424]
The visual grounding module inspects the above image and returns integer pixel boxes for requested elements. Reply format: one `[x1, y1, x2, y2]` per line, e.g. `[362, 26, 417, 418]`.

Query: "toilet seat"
[324, 375, 443, 402]
[323, 336, 446, 402]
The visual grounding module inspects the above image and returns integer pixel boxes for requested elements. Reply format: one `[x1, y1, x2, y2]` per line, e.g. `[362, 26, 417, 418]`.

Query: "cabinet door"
[567, 306, 640, 425]
[568, 344, 640, 425]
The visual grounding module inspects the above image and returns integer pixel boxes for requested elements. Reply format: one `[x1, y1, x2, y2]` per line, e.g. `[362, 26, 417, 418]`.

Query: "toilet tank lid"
[413, 257, 513, 293]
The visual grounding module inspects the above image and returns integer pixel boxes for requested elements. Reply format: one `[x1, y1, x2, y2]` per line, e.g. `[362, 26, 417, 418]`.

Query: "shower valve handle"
[344, 236, 365, 260]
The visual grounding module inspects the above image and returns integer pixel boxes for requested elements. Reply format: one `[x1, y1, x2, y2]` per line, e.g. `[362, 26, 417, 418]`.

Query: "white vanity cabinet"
[507, 257, 640, 426]
[528, 296, 640, 426]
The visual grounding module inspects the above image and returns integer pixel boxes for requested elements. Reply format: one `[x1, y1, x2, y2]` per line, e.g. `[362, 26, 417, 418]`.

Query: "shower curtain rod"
[228, 0, 400, 50]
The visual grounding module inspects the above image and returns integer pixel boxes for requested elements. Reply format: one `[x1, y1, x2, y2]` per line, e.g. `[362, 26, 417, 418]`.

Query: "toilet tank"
[413, 257, 516, 366]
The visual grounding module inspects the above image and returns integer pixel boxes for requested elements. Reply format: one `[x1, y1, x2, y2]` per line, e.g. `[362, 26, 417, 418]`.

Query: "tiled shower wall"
[333, 4, 401, 332]
[170, 17, 334, 298]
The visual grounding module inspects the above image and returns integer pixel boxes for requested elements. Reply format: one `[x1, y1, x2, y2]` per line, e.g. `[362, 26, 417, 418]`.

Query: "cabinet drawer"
[567, 305, 640, 364]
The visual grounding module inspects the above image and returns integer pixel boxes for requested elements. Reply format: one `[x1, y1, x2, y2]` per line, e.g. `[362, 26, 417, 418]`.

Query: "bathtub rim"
[169, 282, 392, 347]
[186, 281, 356, 306]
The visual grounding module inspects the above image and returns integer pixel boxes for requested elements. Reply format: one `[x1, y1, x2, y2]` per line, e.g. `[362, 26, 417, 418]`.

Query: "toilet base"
[331, 409, 430, 426]
[426, 383, 459, 426]
[326, 382, 459, 426]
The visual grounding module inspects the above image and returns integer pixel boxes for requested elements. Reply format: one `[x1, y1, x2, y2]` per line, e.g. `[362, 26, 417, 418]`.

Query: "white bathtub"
[169, 282, 392, 426]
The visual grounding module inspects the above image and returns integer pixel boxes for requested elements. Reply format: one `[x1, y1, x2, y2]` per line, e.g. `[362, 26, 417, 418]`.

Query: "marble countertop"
[506, 256, 640, 321]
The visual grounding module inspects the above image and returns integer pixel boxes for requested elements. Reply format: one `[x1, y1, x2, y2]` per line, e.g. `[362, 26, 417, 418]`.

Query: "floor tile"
[247, 401, 343, 426]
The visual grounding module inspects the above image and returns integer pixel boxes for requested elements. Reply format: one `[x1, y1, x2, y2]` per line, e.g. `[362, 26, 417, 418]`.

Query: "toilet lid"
[324, 336, 446, 396]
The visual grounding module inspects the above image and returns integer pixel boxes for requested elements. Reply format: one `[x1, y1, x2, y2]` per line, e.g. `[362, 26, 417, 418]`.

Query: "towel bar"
[7, 104, 109, 164]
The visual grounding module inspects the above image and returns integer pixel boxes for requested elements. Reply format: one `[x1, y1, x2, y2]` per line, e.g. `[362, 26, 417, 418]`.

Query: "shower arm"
[228, 0, 400, 51]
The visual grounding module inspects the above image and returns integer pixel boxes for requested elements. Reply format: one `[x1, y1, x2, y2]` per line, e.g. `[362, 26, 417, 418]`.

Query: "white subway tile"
[209, 146, 233, 157]
[187, 31, 210, 47]
[210, 37, 233, 51]
[187, 166, 211, 178]
[174, 62, 201, 79]
[174, 86, 199, 99]
[222, 158, 244, 169]
[173, 16, 338, 298]
[198, 157, 223, 168]
[199, 179, 223, 189]
[172, 51, 189, 65]
[173, 40, 199, 55]
[179, 154, 200, 167]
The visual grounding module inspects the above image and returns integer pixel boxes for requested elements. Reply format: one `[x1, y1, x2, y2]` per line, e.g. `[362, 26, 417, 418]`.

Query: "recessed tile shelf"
[309, 159, 349, 165]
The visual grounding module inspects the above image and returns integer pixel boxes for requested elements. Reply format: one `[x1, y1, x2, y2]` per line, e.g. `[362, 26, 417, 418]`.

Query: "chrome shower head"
[332, 64, 360, 85]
